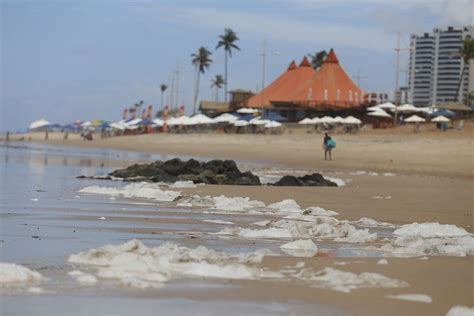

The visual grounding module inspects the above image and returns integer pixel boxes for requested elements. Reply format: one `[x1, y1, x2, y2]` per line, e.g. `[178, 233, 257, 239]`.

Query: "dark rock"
[272, 173, 337, 187]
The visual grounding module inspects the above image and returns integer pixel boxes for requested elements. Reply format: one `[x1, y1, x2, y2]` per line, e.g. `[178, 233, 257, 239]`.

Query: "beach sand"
[4, 124, 474, 315]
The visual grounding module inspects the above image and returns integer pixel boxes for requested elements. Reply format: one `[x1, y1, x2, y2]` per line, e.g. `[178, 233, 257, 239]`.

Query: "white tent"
[213, 113, 239, 123]
[236, 107, 259, 114]
[343, 116, 362, 124]
[404, 115, 426, 123]
[29, 119, 51, 130]
[377, 102, 397, 110]
[396, 104, 418, 112]
[298, 118, 313, 125]
[431, 115, 450, 123]
[264, 120, 282, 128]
[152, 118, 164, 127]
[233, 120, 249, 127]
[368, 109, 391, 118]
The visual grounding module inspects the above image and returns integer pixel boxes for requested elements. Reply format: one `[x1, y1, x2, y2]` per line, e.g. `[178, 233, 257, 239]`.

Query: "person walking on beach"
[323, 132, 335, 160]
[5, 131, 10, 145]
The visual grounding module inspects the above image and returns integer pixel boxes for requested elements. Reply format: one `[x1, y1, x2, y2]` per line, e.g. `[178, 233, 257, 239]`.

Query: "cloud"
[438, 0, 473, 26]
[164, 7, 396, 52]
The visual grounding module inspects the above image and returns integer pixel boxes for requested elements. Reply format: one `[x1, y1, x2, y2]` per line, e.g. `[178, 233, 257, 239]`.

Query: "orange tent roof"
[247, 57, 316, 108]
[287, 49, 364, 108]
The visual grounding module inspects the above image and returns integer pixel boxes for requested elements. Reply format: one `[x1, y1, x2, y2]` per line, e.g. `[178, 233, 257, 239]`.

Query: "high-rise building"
[408, 26, 473, 106]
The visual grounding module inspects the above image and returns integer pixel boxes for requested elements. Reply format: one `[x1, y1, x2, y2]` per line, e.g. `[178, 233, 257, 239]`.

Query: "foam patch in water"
[387, 294, 432, 303]
[79, 182, 181, 202]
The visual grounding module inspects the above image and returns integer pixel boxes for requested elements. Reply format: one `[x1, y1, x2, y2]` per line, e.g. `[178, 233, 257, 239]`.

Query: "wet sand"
[2, 126, 474, 315]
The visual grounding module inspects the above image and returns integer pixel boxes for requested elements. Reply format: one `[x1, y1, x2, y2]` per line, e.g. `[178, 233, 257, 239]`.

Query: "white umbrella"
[213, 113, 238, 123]
[377, 102, 397, 110]
[237, 107, 259, 114]
[125, 118, 142, 126]
[319, 116, 335, 123]
[264, 120, 282, 128]
[431, 115, 450, 123]
[152, 118, 164, 127]
[333, 116, 345, 124]
[343, 116, 362, 124]
[109, 122, 126, 130]
[187, 114, 216, 125]
[233, 120, 249, 127]
[298, 118, 312, 125]
[368, 109, 391, 118]
[29, 119, 51, 130]
[404, 115, 426, 123]
[367, 105, 382, 112]
[167, 116, 190, 126]
[396, 104, 418, 112]
[81, 121, 93, 127]
[309, 117, 321, 124]
[249, 116, 270, 125]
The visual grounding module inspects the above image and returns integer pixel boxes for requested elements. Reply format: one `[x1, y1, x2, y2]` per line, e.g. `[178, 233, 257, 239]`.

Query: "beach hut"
[29, 119, 51, 130]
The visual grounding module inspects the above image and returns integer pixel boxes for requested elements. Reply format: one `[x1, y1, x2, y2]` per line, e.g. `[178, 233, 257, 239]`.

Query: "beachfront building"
[408, 26, 474, 106]
[246, 49, 365, 121]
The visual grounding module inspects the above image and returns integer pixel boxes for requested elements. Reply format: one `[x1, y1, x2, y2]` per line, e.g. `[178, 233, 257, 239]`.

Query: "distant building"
[199, 101, 230, 117]
[229, 89, 254, 111]
[408, 26, 473, 106]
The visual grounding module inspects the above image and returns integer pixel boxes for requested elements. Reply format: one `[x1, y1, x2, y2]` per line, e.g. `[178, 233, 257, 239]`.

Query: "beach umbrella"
[236, 114, 254, 121]
[249, 116, 270, 125]
[237, 107, 259, 114]
[187, 114, 217, 125]
[152, 118, 164, 127]
[139, 119, 154, 126]
[319, 116, 335, 123]
[367, 105, 382, 112]
[396, 104, 418, 112]
[110, 122, 126, 130]
[29, 119, 51, 130]
[431, 109, 455, 117]
[167, 116, 190, 126]
[431, 115, 450, 123]
[333, 116, 345, 124]
[368, 109, 391, 118]
[125, 118, 142, 126]
[213, 113, 239, 123]
[377, 102, 397, 110]
[81, 121, 93, 127]
[298, 118, 313, 125]
[309, 117, 321, 124]
[264, 120, 282, 128]
[233, 120, 249, 127]
[404, 115, 426, 123]
[343, 116, 362, 124]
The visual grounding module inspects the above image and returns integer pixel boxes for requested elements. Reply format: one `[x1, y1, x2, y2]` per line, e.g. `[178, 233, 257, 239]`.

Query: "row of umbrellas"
[403, 114, 451, 123]
[298, 116, 362, 125]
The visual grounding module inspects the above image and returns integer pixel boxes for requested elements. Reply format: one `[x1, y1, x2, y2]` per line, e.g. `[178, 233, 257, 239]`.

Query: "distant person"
[323, 132, 335, 160]
[5, 131, 10, 145]
[63, 131, 69, 140]
[45, 130, 49, 140]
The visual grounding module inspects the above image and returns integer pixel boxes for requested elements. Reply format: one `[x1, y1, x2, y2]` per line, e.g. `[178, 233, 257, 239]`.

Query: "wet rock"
[272, 173, 337, 187]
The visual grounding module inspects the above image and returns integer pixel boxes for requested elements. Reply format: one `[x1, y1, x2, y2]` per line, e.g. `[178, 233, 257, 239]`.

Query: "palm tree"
[453, 38, 474, 102]
[191, 47, 213, 114]
[134, 100, 144, 119]
[216, 28, 240, 102]
[160, 84, 167, 111]
[308, 50, 327, 70]
[211, 75, 225, 101]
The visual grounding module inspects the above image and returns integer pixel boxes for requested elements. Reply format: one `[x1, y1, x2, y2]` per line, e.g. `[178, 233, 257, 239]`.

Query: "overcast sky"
[1, 0, 472, 132]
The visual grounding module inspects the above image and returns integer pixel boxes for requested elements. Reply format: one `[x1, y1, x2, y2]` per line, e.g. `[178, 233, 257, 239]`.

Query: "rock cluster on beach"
[79, 158, 337, 187]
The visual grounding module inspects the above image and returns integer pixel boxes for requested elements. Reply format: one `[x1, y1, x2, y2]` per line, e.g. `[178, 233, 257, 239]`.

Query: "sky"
[1, 0, 473, 132]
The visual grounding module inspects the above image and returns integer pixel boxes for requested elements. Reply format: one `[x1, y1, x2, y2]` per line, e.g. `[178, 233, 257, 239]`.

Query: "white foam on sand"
[215, 227, 293, 239]
[267, 199, 301, 213]
[79, 182, 181, 202]
[295, 267, 408, 293]
[211, 195, 265, 212]
[446, 306, 474, 316]
[77, 274, 98, 285]
[387, 294, 432, 303]
[377, 259, 388, 265]
[68, 239, 277, 289]
[304, 207, 339, 217]
[202, 219, 234, 225]
[280, 240, 318, 257]
[169, 181, 197, 188]
[355, 217, 395, 228]
[252, 220, 271, 227]
[0, 263, 44, 286]
[394, 222, 470, 238]
[324, 177, 350, 187]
